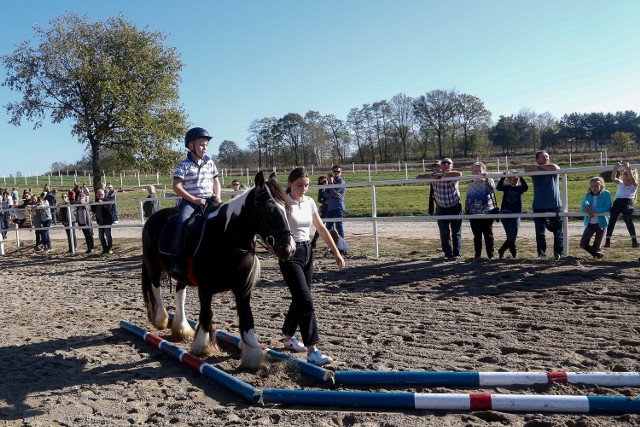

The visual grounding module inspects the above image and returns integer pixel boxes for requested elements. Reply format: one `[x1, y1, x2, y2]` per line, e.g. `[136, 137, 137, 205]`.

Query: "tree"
[489, 115, 519, 155]
[2, 13, 187, 189]
[217, 140, 242, 167]
[610, 131, 635, 152]
[413, 89, 457, 158]
[389, 93, 415, 161]
[456, 93, 491, 157]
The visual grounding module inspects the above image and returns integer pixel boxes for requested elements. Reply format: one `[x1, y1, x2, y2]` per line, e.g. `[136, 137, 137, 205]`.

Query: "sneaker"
[283, 337, 306, 353]
[307, 349, 334, 366]
[113, 221, 118, 224]
[85, 249, 94, 254]
[554, 253, 562, 260]
[595, 252, 604, 259]
[34, 245, 43, 252]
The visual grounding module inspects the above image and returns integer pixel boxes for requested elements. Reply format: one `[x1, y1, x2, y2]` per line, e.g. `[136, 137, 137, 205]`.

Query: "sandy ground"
[1, 221, 640, 426]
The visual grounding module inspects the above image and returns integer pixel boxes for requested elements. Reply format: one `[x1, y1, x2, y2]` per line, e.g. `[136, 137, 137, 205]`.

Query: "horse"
[141, 171, 295, 369]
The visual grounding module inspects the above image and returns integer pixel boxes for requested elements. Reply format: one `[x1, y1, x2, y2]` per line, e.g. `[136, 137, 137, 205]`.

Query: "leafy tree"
[610, 131, 635, 152]
[217, 140, 242, 167]
[456, 93, 491, 157]
[389, 93, 415, 161]
[413, 89, 456, 158]
[2, 13, 187, 189]
[489, 115, 519, 155]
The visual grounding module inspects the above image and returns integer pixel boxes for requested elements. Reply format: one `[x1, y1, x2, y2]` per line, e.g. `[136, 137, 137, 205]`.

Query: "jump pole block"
[262, 389, 640, 414]
[169, 313, 333, 382]
[119, 320, 261, 404]
[335, 371, 640, 387]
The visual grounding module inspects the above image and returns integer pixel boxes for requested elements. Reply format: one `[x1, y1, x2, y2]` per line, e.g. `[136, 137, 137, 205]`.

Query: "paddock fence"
[1, 164, 638, 258]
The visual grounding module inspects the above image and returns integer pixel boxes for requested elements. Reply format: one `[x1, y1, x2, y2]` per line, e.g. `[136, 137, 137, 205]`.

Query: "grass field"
[1, 163, 628, 222]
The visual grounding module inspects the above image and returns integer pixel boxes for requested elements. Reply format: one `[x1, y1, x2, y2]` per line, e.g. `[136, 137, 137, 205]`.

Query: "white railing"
[1, 164, 637, 258]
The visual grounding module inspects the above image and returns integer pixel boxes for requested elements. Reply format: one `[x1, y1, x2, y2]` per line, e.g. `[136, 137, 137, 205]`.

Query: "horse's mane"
[264, 179, 292, 213]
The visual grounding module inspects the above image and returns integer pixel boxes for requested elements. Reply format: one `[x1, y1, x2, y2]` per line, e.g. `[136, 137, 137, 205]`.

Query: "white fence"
[1, 164, 638, 258]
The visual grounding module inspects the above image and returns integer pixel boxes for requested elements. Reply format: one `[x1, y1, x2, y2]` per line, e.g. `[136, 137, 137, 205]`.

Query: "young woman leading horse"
[141, 171, 295, 369]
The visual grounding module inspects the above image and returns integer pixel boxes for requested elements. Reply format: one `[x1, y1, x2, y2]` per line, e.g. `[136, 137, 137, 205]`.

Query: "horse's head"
[252, 171, 296, 261]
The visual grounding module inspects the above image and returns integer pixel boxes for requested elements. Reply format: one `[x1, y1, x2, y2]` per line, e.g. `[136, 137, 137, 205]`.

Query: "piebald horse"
[141, 171, 295, 369]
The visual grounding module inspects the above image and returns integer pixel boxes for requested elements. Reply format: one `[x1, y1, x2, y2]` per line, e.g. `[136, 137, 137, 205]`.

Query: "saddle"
[158, 198, 221, 258]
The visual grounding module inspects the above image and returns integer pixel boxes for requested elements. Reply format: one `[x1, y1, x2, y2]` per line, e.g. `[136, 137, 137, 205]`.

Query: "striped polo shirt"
[173, 154, 219, 198]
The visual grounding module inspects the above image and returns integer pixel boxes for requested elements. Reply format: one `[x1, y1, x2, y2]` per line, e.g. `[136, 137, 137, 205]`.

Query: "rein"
[252, 186, 292, 253]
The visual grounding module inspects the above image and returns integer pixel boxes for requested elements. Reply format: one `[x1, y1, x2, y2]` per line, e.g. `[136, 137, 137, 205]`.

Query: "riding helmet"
[184, 127, 213, 148]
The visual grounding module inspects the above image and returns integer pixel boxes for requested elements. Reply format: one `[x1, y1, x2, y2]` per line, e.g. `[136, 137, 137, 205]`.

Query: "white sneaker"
[283, 336, 306, 353]
[307, 349, 334, 366]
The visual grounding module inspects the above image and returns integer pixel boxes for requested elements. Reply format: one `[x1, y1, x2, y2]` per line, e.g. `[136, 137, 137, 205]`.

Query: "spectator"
[524, 151, 564, 259]
[93, 189, 114, 254]
[171, 127, 221, 279]
[323, 228, 349, 256]
[43, 186, 58, 225]
[0, 193, 9, 238]
[279, 167, 345, 366]
[58, 193, 77, 253]
[230, 179, 243, 198]
[76, 193, 95, 254]
[496, 172, 528, 258]
[81, 182, 91, 202]
[323, 165, 346, 239]
[11, 187, 19, 204]
[32, 194, 52, 252]
[605, 162, 638, 248]
[310, 174, 329, 248]
[106, 183, 118, 224]
[143, 185, 161, 219]
[417, 157, 463, 259]
[579, 176, 612, 259]
[464, 162, 496, 258]
[428, 160, 441, 215]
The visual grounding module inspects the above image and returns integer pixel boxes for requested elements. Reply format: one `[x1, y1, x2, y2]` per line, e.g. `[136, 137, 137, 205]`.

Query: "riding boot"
[509, 241, 517, 258]
[604, 237, 611, 248]
[632, 237, 638, 248]
[171, 222, 187, 279]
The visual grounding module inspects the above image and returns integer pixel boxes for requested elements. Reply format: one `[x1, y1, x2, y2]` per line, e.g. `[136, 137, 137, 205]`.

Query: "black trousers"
[278, 241, 319, 347]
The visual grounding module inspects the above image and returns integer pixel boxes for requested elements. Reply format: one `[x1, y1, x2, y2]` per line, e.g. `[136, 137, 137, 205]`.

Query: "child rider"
[171, 127, 221, 279]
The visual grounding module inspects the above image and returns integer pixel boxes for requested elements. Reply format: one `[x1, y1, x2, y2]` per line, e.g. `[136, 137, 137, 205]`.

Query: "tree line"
[218, 90, 639, 168]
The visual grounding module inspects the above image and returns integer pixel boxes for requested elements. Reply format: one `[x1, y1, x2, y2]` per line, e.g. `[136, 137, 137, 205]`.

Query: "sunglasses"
[332, 170, 341, 173]
[441, 161, 452, 165]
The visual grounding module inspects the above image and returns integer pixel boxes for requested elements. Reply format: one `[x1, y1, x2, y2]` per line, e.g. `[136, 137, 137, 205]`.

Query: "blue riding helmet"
[184, 127, 212, 148]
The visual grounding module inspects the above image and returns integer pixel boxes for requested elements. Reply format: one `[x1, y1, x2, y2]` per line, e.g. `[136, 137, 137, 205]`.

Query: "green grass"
[1, 166, 618, 221]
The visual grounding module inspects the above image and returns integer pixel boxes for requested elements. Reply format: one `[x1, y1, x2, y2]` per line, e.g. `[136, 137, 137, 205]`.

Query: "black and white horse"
[141, 171, 295, 369]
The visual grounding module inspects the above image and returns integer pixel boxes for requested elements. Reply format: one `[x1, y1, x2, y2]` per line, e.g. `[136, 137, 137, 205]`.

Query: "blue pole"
[119, 320, 261, 404]
[171, 313, 333, 382]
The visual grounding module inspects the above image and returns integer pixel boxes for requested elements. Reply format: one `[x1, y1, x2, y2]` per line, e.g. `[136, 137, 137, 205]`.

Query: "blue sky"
[1, 0, 639, 177]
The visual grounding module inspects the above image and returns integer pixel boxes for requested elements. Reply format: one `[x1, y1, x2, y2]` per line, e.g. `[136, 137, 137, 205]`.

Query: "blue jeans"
[99, 226, 112, 251]
[325, 208, 344, 239]
[436, 203, 462, 258]
[533, 208, 564, 256]
[501, 217, 521, 243]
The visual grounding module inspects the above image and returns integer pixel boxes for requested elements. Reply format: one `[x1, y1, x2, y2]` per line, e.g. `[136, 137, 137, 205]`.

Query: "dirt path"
[1, 237, 639, 426]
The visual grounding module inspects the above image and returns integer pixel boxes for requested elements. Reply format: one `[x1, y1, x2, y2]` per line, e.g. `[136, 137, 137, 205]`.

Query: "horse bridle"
[253, 186, 292, 252]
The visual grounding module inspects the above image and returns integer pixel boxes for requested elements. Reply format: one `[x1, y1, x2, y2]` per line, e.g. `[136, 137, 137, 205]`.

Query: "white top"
[286, 194, 318, 242]
[615, 182, 637, 200]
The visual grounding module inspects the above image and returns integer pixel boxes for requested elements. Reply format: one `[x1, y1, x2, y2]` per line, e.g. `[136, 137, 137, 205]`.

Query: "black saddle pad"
[158, 201, 220, 257]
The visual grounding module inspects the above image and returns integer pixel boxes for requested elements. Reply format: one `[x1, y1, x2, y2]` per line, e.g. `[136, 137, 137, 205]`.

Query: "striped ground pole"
[335, 371, 640, 387]
[261, 389, 640, 414]
[119, 320, 261, 404]
[168, 313, 334, 382]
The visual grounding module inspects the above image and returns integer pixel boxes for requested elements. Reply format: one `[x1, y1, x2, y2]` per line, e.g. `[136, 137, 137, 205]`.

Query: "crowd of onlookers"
[0, 181, 133, 255]
[1, 154, 637, 260]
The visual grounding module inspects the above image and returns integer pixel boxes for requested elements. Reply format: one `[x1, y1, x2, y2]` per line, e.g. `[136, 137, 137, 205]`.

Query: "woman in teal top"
[579, 176, 612, 259]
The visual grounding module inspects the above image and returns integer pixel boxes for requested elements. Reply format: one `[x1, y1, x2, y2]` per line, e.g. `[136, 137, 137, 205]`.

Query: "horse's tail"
[238, 255, 261, 299]
[141, 258, 156, 324]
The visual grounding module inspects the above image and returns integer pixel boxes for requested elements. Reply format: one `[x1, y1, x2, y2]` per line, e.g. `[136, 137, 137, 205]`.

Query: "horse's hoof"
[172, 325, 195, 342]
[240, 346, 267, 370]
